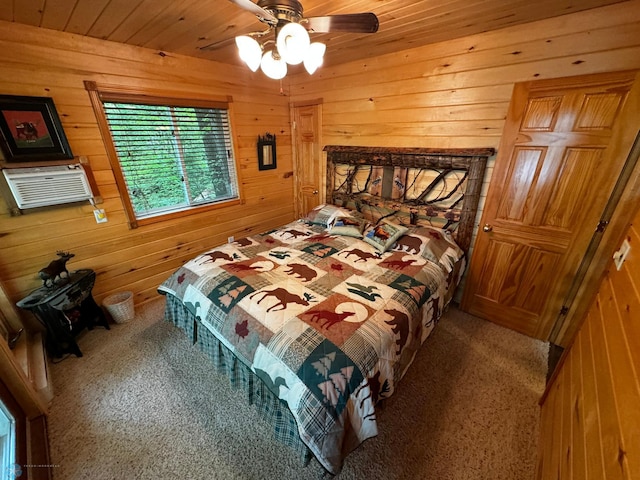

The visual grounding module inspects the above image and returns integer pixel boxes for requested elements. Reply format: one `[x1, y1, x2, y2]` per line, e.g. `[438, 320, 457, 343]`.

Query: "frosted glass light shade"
[261, 50, 287, 79]
[304, 42, 326, 74]
[235, 36, 262, 72]
[276, 22, 310, 65]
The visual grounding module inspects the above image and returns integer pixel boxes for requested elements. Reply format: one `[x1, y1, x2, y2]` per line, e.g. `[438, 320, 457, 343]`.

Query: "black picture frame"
[0, 94, 74, 163]
[257, 133, 277, 171]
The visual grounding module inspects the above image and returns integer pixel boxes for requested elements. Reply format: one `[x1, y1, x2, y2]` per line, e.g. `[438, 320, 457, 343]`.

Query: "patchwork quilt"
[158, 220, 465, 474]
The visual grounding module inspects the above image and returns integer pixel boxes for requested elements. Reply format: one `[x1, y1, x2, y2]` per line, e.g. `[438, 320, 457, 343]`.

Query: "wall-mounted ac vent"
[2, 164, 93, 209]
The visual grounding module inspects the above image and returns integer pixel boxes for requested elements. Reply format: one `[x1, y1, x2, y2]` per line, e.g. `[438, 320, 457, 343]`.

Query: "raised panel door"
[461, 71, 636, 340]
[293, 103, 322, 218]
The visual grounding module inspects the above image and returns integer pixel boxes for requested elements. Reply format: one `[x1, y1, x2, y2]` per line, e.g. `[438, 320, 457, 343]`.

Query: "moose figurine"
[38, 251, 75, 288]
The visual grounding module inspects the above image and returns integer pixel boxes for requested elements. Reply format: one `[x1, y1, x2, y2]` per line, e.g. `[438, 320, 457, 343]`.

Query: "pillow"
[396, 226, 464, 272]
[303, 204, 352, 228]
[328, 215, 367, 238]
[363, 220, 409, 253]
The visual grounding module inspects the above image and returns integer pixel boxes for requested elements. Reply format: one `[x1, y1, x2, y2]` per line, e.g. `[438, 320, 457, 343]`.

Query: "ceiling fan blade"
[228, 0, 277, 25]
[304, 13, 379, 34]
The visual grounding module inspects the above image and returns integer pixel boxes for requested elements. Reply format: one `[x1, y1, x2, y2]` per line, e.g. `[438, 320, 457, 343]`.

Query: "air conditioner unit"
[2, 164, 93, 209]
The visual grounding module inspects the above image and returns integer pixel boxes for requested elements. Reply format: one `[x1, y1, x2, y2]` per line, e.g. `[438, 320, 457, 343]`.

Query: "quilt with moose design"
[158, 220, 465, 474]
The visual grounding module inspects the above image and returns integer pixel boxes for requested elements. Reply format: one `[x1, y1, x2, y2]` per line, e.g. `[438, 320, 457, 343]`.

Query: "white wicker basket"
[103, 291, 135, 324]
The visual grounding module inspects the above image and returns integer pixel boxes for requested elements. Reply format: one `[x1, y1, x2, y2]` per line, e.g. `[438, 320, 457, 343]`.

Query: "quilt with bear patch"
[158, 220, 464, 474]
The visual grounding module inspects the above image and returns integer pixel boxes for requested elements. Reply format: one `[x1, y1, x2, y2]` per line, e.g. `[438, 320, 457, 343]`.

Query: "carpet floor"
[47, 298, 548, 480]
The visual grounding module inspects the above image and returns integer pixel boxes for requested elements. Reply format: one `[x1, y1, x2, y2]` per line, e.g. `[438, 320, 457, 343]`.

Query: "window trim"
[85, 81, 243, 229]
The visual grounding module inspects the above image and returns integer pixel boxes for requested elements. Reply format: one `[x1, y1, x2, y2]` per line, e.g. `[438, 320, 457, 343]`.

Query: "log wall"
[0, 21, 294, 310]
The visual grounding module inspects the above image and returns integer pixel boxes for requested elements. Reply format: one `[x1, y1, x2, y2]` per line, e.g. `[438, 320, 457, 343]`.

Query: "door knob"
[313, 190, 319, 195]
[483, 224, 493, 232]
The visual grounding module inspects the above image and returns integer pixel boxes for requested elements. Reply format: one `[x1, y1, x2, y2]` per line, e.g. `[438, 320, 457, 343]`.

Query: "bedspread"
[158, 220, 464, 473]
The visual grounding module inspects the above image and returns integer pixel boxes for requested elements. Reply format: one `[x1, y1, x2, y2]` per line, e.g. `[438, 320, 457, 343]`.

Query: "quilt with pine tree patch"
[158, 220, 464, 474]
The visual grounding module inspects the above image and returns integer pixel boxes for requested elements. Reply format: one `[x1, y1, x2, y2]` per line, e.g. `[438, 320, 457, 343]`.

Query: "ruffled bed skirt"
[163, 294, 313, 465]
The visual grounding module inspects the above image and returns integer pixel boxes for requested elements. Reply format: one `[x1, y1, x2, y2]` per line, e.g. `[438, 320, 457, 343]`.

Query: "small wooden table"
[16, 269, 109, 358]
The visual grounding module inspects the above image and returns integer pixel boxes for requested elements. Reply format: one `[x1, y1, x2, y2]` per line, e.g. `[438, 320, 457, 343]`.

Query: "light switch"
[613, 239, 631, 271]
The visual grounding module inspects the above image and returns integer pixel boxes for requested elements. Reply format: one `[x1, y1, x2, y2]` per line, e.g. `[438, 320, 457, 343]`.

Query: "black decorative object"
[0, 94, 74, 163]
[38, 251, 75, 288]
[257, 133, 277, 170]
[16, 269, 110, 358]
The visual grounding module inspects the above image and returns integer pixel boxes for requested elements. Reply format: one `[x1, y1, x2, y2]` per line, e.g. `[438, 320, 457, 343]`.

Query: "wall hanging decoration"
[257, 133, 277, 170]
[0, 94, 74, 163]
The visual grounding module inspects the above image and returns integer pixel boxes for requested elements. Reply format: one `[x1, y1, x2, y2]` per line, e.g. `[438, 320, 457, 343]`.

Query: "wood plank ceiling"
[0, 0, 630, 68]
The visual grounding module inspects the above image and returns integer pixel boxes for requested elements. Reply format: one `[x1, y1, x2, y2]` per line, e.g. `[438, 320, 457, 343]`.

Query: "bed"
[158, 146, 493, 474]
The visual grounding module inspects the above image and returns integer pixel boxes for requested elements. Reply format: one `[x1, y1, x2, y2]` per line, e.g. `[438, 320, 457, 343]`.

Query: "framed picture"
[257, 133, 277, 171]
[0, 94, 74, 163]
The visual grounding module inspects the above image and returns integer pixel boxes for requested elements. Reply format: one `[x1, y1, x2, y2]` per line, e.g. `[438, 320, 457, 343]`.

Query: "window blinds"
[102, 102, 238, 218]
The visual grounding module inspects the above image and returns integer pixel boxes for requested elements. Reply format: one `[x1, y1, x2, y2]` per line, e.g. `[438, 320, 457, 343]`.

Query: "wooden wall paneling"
[538, 204, 640, 479]
[544, 367, 564, 479]
[295, 21, 640, 98]
[536, 371, 555, 479]
[616, 225, 640, 377]
[559, 353, 573, 478]
[0, 20, 294, 316]
[600, 278, 639, 477]
[0, 23, 289, 94]
[2, 198, 296, 301]
[302, 1, 640, 87]
[590, 291, 628, 480]
[580, 317, 606, 480]
[291, 2, 640, 323]
[570, 334, 587, 480]
[5, 0, 631, 69]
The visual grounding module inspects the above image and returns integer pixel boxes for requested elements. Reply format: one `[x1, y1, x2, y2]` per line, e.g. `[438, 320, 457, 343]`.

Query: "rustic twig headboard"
[324, 146, 495, 254]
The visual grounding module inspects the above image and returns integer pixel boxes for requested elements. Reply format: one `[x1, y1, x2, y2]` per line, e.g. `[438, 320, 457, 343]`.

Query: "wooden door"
[461, 71, 637, 341]
[292, 102, 323, 218]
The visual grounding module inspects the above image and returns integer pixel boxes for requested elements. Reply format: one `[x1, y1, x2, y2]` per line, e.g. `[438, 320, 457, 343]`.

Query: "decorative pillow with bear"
[303, 204, 352, 228]
[392, 225, 464, 272]
[328, 215, 367, 238]
[363, 220, 409, 252]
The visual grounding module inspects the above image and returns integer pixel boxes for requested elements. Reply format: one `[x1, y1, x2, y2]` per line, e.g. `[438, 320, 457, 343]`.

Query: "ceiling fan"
[201, 0, 379, 78]
[228, 0, 379, 34]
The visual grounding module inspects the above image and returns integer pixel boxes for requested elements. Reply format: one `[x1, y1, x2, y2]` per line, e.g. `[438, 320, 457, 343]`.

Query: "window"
[86, 82, 240, 227]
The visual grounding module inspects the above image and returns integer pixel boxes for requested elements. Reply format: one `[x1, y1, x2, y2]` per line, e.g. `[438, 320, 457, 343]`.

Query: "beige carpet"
[47, 298, 548, 479]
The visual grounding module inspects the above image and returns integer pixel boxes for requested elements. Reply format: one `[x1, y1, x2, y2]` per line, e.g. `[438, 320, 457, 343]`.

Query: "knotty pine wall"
[537, 204, 640, 479]
[3, 1, 640, 317]
[290, 0, 640, 256]
[0, 21, 294, 313]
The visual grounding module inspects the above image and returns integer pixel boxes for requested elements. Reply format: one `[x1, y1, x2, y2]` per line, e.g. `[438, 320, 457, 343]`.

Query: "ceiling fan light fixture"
[235, 35, 263, 72]
[227, 1, 380, 79]
[303, 42, 325, 74]
[276, 21, 310, 65]
[260, 50, 287, 79]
